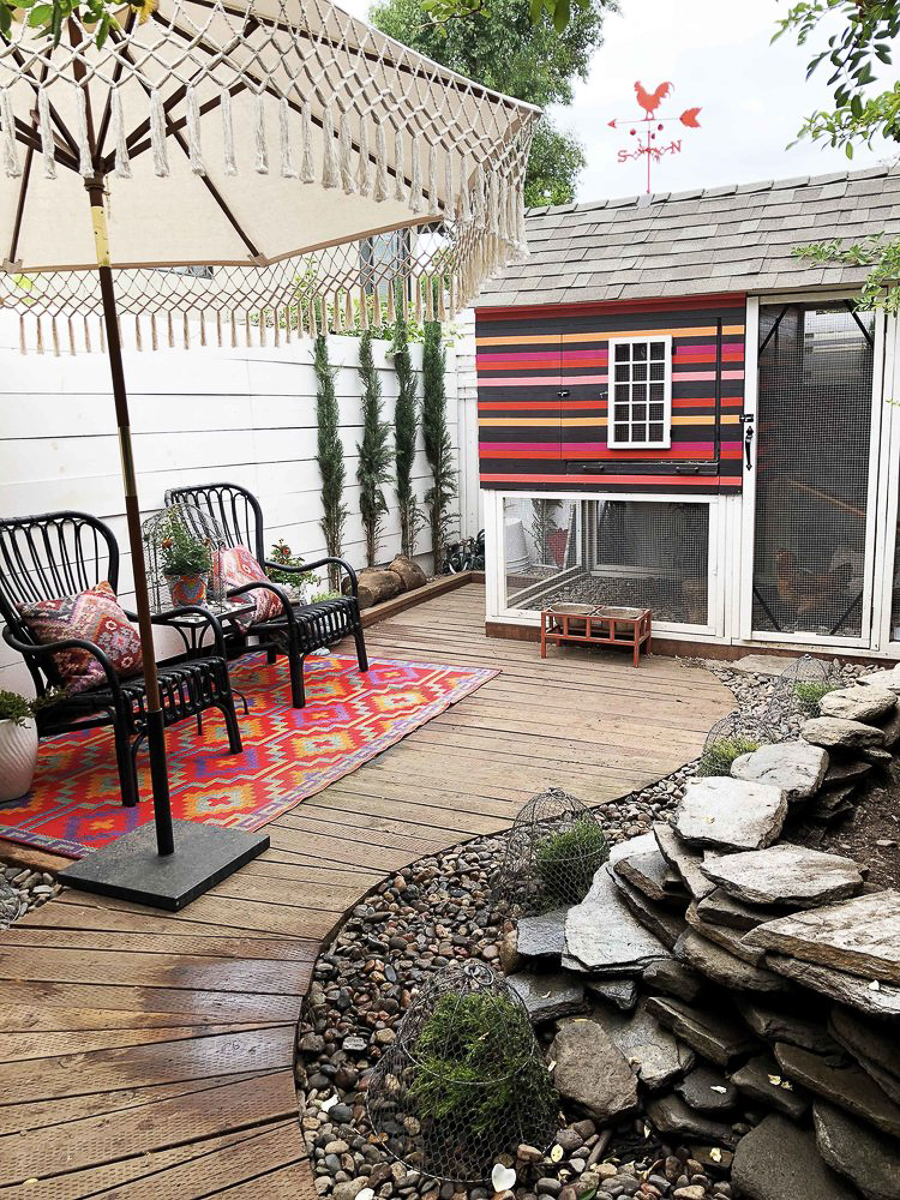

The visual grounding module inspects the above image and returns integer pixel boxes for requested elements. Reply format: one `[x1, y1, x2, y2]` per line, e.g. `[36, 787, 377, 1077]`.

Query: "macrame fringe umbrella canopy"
[0, 0, 538, 908]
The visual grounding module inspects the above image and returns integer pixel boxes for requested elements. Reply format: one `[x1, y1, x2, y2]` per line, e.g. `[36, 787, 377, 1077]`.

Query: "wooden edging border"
[359, 571, 475, 627]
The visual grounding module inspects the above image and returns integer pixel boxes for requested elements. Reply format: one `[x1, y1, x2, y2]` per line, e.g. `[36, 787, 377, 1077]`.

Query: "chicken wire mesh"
[777, 654, 841, 716]
[499, 788, 609, 915]
[752, 303, 875, 640]
[366, 961, 559, 1183]
[142, 501, 227, 611]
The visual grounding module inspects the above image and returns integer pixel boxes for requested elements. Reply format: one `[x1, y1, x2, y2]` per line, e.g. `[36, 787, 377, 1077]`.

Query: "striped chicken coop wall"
[476, 295, 746, 494]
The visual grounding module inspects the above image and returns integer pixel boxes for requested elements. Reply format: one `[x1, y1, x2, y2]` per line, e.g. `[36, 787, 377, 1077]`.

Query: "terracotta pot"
[0, 717, 38, 802]
[166, 572, 208, 607]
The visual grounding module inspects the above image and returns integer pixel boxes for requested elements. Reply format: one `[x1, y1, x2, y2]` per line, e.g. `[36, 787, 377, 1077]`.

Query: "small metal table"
[540, 605, 652, 668]
[150, 597, 256, 658]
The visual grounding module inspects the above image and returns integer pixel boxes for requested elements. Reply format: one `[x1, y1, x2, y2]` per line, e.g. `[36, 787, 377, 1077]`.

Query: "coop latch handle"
[741, 414, 755, 470]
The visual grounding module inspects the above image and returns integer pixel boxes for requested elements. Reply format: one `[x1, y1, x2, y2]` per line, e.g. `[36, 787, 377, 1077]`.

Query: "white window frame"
[607, 334, 673, 450]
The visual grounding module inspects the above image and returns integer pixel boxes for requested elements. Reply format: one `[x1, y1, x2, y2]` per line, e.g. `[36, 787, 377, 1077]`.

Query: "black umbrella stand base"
[58, 819, 270, 911]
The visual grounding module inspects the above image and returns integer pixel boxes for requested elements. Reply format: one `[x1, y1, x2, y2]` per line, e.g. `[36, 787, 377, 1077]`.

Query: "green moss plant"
[793, 681, 839, 716]
[697, 736, 760, 778]
[533, 816, 609, 906]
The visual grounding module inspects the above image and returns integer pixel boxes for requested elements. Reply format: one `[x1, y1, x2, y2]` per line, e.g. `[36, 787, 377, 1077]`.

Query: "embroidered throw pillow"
[18, 581, 143, 695]
[217, 546, 283, 628]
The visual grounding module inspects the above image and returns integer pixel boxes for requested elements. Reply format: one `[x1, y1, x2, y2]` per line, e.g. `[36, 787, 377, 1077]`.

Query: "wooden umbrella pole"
[86, 177, 175, 857]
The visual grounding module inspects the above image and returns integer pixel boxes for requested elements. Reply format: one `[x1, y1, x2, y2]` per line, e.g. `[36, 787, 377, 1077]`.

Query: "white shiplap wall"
[0, 331, 459, 692]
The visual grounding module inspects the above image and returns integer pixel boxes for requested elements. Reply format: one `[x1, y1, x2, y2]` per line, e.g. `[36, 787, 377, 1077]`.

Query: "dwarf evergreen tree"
[422, 320, 457, 572]
[356, 330, 392, 567]
[314, 335, 347, 591]
[392, 290, 420, 559]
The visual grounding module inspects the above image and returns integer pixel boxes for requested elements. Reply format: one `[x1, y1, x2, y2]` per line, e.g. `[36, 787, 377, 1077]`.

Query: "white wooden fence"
[0, 331, 466, 693]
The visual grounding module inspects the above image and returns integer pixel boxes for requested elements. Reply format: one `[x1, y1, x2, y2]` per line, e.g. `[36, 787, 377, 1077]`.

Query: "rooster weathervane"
[608, 82, 702, 194]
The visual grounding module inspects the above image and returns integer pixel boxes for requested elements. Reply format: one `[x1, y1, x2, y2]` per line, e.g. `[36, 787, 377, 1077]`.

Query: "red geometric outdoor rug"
[0, 653, 497, 859]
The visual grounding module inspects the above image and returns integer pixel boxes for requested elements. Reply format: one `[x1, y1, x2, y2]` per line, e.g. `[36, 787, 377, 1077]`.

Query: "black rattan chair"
[165, 482, 368, 707]
[0, 511, 243, 808]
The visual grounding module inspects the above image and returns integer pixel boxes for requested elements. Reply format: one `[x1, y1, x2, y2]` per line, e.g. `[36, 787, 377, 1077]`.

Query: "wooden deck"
[0, 584, 733, 1198]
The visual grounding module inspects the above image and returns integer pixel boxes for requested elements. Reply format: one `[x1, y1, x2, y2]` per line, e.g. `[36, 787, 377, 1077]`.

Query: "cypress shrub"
[422, 320, 457, 573]
[392, 291, 420, 559]
[356, 331, 392, 567]
[313, 335, 347, 592]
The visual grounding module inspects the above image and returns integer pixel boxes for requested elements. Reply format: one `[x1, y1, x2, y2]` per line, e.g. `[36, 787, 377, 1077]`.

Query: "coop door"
[747, 301, 882, 647]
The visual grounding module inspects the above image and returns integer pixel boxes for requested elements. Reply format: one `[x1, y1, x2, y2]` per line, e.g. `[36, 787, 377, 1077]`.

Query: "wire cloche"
[499, 788, 609, 916]
[366, 961, 559, 1183]
[778, 653, 841, 716]
[142, 502, 226, 612]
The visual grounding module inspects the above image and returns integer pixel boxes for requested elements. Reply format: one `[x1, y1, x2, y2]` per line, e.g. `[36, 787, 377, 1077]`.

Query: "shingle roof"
[476, 166, 900, 308]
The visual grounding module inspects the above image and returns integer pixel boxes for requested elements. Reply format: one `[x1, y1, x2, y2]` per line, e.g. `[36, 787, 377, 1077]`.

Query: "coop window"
[607, 336, 672, 449]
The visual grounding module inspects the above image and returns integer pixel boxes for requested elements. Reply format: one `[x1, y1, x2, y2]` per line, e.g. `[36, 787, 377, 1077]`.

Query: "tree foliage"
[421, 321, 458, 571]
[778, 1, 900, 310]
[369, 0, 612, 205]
[392, 297, 420, 560]
[356, 331, 393, 567]
[313, 335, 348, 591]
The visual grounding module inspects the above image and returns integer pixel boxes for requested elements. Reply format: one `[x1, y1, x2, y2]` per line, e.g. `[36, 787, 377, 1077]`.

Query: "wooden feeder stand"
[540, 605, 652, 668]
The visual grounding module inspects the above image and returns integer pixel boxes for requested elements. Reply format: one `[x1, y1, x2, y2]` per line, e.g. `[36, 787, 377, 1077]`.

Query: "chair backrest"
[164, 483, 267, 564]
[0, 512, 120, 688]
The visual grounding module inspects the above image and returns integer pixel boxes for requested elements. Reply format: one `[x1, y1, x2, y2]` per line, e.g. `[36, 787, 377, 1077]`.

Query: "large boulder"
[814, 1100, 900, 1200]
[351, 567, 402, 609]
[731, 1114, 860, 1200]
[675, 777, 788, 852]
[819, 686, 897, 723]
[801, 717, 885, 751]
[549, 1019, 639, 1121]
[701, 844, 865, 909]
[858, 666, 900, 693]
[774, 1042, 900, 1139]
[731, 741, 829, 803]
[387, 554, 427, 592]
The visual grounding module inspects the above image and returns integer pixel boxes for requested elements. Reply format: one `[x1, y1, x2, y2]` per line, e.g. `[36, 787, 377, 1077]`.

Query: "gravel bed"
[0, 858, 61, 928]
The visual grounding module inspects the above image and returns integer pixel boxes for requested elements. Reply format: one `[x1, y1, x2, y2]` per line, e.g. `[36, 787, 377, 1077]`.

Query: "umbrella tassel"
[18, 316, 24, 355]
[151, 313, 159, 351]
[83, 316, 91, 354]
[244, 311, 251, 347]
[321, 107, 339, 189]
[460, 156, 472, 224]
[359, 286, 368, 330]
[199, 310, 207, 347]
[215, 310, 222, 347]
[300, 103, 315, 184]
[393, 130, 406, 203]
[444, 154, 454, 217]
[280, 97, 298, 179]
[222, 89, 237, 176]
[255, 92, 268, 175]
[427, 144, 437, 212]
[75, 87, 92, 177]
[230, 310, 237, 348]
[186, 86, 204, 175]
[68, 317, 76, 356]
[37, 87, 56, 180]
[149, 89, 169, 177]
[488, 171, 500, 237]
[356, 120, 370, 197]
[167, 311, 174, 349]
[111, 88, 132, 179]
[183, 312, 190, 349]
[36, 317, 44, 355]
[134, 315, 142, 352]
[1, 88, 21, 178]
[339, 113, 354, 194]
[373, 122, 388, 202]
[409, 138, 422, 210]
[345, 287, 353, 329]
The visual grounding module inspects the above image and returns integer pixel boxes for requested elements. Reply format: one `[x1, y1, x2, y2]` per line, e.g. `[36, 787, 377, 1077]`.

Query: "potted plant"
[160, 517, 213, 606]
[266, 539, 317, 603]
[0, 690, 39, 803]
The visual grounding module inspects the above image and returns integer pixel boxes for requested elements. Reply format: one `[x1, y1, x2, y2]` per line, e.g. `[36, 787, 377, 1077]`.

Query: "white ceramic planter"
[0, 718, 38, 802]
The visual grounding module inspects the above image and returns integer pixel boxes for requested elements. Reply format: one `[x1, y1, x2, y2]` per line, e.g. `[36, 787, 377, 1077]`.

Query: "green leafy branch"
[0, 0, 154, 48]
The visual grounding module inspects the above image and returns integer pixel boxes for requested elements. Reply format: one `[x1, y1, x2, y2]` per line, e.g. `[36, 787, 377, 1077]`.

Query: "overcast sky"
[346, 0, 894, 202]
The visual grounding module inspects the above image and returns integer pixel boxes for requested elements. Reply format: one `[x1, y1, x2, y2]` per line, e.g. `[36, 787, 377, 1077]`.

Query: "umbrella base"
[58, 819, 270, 911]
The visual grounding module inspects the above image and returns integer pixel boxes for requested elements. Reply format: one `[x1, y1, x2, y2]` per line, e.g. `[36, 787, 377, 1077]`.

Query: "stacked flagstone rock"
[504, 670, 900, 1200]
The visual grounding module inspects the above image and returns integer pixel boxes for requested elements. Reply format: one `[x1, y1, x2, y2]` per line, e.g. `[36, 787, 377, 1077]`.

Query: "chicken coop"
[473, 167, 900, 660]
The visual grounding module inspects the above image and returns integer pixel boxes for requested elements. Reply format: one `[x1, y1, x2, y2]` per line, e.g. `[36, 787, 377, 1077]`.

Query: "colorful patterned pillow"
[18, 581, 143, 695]
[217, 546, 283, 628]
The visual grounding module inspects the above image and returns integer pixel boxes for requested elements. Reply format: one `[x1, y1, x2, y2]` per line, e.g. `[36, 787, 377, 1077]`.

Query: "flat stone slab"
[586, 977, 639, 1013]
[613, 846, 687, 905]
[774, 1041, 900, 1139]
[685, 901, 768, 965]
[675, 777, 788, 852]
[642, 958, 704, 1003]
[728, 654, 795, 677]
[858, 666, 900, 693]
[654, 823, 720, 900]
[814, 1100, 900, 1200]
[824, 758, 873, 786]
[732, 1114, 860, 1200]
[731, 741, 829, 803]
[550, 1018, 639, 1122]
[730, 1051, 810, 1120]
[802, 716, 885, 750]
[829, 1007, 900, 1105]
[565, 865, 671, 975]
[594, 1000, 695, 1092]
[744, 890, 900, 985]
[696, 887, 767, 932]
[644, 995, 758, 1068]
[609, 867, 687, 951]
[608, 832, 658, 866]
[675, 1065, 738, 1114]
[507, 971, 586, 1023]
[645, 1094, 737, 1149]
[765, 954, 900, 1018]
[735, 998, 836, 1054]
[676, 929, 791, 996]
[819, 685, 897, 723]
[702, 844, 865, 909]
[517, 908, 568, 959]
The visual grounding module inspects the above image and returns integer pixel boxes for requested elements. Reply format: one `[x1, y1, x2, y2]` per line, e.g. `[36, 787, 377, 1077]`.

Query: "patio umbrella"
[0, 0, 538, 908]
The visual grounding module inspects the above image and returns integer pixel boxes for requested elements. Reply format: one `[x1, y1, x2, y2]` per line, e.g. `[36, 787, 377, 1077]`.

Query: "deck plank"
[0, 583, 733, 1195]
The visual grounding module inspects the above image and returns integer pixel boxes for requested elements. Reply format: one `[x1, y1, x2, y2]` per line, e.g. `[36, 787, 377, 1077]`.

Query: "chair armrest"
[2, 625, 124, 700]
[276, 556, 359, 597]
[227, 580, 298, 628]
